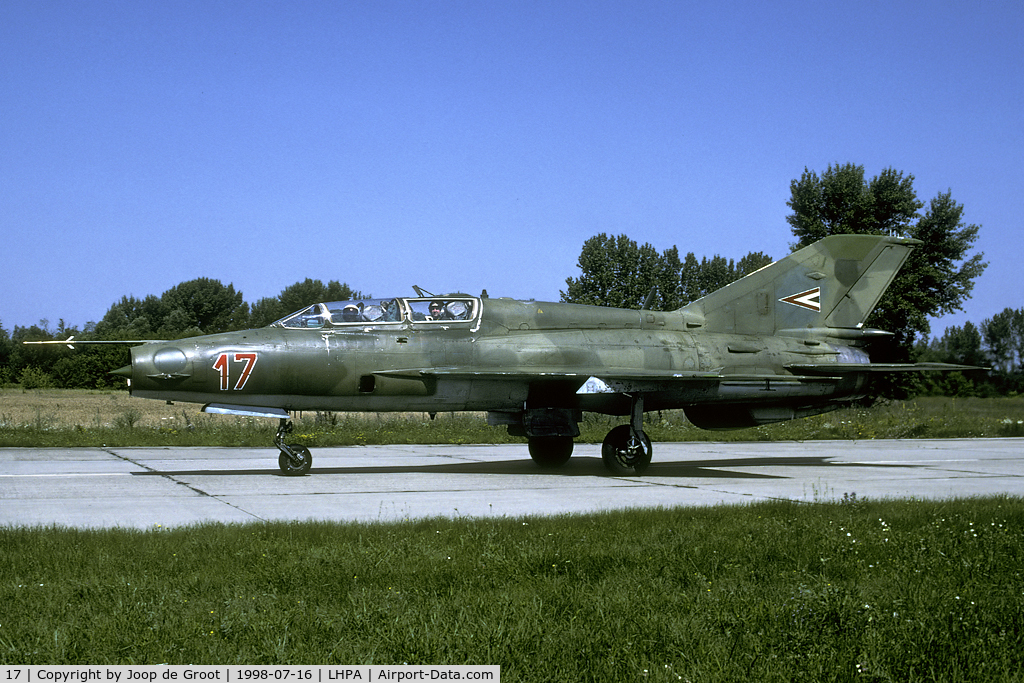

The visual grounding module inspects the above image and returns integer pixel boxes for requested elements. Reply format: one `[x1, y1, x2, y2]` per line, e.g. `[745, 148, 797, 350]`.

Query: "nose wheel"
[601, 424, 652, 475]
[601, 394, 652, 475]
[275, 419, 312, 475]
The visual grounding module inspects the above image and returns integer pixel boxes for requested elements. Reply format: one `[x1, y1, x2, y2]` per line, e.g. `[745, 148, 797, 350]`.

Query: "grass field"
[2, 389, 1024, 447]
[4, 390, 1024, 677]
[3, 498, 1023, 680]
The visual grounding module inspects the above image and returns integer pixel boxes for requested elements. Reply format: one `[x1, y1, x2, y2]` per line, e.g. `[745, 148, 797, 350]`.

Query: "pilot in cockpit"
[428, 301, 447, 320]
[341, 304, 362, 322]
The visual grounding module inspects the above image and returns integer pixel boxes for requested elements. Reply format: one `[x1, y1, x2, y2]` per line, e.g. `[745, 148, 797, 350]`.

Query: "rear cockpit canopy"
[271, 297, 480, 329]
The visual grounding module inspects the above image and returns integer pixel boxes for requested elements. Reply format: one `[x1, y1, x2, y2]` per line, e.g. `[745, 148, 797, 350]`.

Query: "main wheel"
[528, 436, 574, 468]
[278, 445, 312, 475]
[601, 425, 652, 475]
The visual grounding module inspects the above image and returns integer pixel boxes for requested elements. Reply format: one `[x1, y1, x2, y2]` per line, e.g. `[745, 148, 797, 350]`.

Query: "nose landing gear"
[601, 424, 652, 475]
[601, 394, 652, 475]
[275, 419, 312, 475]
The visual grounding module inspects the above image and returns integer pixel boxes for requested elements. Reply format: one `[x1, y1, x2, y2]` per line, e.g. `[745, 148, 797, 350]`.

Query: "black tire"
[528, 436, 574, 468]
[601, 424, 652, 475]
[278, 445, 312, 475]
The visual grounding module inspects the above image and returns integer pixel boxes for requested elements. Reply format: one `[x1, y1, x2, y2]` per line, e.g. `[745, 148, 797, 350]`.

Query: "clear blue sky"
[3, 1, 1021, 337]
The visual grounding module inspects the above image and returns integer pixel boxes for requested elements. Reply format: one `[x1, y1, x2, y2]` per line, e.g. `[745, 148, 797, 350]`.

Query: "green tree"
[94, 295, 166, 339]
[9, 323, 68, 385]
[1009, 309, 1024, 375]
[52, 347, 128, 389]
[0, 320, 13, 385]
[678, 252, 702, 304]
[917, 322, 990, 396]
[787, 164, 986, 354]
[19, 366, 54, 389]
[697, 255, 733, 296]
[736, 252, 774, 278]
[160, 278, 248, 335]
[96, 279, 246, 339]
[678, 251, 773, 306]
[247, 280, 364, 328]
[787, 164, 922, 244]
[940, 321, 987, 368]
[248, 297, 287, 328]
[654, 246, 683, 309]
[278, 279, 362, 314]
[563, 234, 773, 310]
[562, 234, 663, 309]
[562, 234, 695, 310]
[981, 308, 1024, 375]
[0, 320, 11, 364]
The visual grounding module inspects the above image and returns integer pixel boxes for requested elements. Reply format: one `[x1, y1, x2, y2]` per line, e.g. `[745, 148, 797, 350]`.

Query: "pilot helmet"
[342, 304, 361, 322]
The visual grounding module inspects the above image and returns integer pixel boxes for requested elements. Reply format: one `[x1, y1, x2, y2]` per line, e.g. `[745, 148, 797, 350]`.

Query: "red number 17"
[213, 352, 258, 390]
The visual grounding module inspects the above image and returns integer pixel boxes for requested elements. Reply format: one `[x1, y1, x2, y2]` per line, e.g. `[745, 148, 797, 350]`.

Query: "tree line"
[915, 310, 1024, 396]
[561, 233, 773, 310]
[2, 162, 1004, 396]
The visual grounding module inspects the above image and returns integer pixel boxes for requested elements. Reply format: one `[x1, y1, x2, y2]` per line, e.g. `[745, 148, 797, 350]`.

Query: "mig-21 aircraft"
[34, 234, 976, 475]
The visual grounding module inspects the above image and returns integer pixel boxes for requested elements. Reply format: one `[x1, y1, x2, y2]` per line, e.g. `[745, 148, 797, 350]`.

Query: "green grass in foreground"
[3, 498, 1024, 681]
[2, 395, 1024, 447]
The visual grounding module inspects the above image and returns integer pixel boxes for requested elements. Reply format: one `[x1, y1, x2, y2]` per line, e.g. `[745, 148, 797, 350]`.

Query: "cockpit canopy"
[271, 297, 479, 329]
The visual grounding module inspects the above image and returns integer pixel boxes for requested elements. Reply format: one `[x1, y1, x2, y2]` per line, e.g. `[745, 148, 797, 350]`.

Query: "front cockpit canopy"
[271, 297, 479, 329]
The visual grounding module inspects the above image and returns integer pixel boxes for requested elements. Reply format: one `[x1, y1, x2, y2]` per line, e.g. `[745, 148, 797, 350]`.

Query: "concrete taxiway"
[2, 439, 1022, 528]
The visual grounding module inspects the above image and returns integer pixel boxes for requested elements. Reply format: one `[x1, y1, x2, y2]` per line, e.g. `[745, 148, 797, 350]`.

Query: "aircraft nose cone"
[110, 365, 132, 378]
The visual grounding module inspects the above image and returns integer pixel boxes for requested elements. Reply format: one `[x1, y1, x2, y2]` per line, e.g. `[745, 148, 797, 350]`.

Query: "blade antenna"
[641, 286, 658, 310]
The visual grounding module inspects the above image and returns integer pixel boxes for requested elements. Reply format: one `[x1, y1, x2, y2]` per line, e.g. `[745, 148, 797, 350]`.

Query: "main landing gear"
[275, 419, 311, 475]
[522, 396, 653, 475]
[600, 395, 652, 475]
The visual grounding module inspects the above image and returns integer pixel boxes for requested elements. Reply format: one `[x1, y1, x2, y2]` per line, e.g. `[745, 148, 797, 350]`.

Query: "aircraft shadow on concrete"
[131, 455, 921, 480]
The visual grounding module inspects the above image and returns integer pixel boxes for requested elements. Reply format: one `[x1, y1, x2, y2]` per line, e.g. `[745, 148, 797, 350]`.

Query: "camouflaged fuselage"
[127, 295, 868, 418]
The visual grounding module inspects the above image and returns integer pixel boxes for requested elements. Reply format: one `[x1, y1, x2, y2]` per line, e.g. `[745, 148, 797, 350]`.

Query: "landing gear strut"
[275, 419, 312, 475]
[602, 395, 652, 475]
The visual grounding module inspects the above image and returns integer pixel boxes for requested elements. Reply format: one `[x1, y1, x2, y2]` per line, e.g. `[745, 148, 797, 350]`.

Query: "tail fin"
[679, 235, 919, 336]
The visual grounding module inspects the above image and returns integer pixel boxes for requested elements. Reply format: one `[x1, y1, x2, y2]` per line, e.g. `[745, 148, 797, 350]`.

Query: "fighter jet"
[94, 234, 972, 475]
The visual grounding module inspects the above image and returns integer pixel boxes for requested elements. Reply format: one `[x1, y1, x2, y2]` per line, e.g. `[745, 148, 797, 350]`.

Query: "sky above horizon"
[3, 1, 1021, 337]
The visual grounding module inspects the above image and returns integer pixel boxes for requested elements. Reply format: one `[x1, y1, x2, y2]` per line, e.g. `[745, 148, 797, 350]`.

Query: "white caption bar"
[0, 667, 499, 683]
